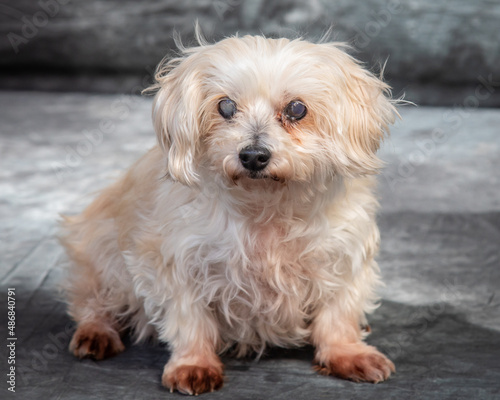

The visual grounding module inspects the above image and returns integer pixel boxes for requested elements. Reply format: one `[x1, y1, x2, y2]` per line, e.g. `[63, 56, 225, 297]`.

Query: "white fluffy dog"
[61, 33, 398, 395]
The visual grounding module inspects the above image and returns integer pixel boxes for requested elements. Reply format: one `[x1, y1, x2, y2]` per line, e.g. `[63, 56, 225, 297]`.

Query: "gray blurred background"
[1, 0, 499, 106]
[2, 2, 500, 399]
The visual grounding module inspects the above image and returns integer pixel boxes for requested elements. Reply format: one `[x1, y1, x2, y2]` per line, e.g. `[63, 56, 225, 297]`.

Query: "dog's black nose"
[239, 146, 271, 171]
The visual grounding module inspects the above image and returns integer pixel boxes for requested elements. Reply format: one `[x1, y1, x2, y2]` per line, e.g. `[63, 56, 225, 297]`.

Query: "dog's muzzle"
[239, 146, 271, 172]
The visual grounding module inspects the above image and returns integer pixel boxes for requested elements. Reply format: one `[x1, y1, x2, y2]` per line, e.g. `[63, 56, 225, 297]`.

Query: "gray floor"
[0, 91, 499, 399]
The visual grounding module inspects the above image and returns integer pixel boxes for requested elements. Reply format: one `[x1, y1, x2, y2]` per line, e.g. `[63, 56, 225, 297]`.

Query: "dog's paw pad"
[315, 345, 395, 383]
[162, 365, 224, 395]
[69, 323, 124, 360]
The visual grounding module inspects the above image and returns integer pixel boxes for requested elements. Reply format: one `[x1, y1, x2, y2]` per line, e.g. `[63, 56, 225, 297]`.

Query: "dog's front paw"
[162, 363, 224, 395]
[315, 343, 395, 383]
[69, 322, 124, 360]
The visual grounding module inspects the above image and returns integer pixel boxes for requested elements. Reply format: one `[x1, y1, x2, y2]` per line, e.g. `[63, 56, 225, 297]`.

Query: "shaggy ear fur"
[150, 49, 206, 186]
[343, 66, 397, 174]
[322, 44, 398, 176]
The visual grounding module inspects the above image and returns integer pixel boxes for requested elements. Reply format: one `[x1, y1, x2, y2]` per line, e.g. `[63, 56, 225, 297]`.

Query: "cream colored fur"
[61, 34, 399, 395]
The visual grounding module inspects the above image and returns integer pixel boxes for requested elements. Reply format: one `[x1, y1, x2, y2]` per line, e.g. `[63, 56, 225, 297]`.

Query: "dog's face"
[152, 36, 397, 186]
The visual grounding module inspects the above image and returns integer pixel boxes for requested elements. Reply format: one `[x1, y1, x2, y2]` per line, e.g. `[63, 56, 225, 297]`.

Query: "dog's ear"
[341, 64, 397, 175]
[320, 44, 399, 176]
[150, 53, 205, 186]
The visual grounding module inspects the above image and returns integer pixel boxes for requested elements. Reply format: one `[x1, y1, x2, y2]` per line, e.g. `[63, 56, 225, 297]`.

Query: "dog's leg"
[160, 299, 224, 395]
[66, 270, 126, 360]
[62, 217, 126, 360]
[310, 268, 394, 383]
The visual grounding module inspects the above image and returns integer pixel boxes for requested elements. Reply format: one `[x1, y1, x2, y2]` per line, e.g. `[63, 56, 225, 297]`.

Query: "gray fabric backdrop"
[1, 0, 499, 106]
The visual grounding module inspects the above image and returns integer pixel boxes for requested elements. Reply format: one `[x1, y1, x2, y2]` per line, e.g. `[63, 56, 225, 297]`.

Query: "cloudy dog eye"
[218, 98, 237, 119]
[284, 100, 307, 121]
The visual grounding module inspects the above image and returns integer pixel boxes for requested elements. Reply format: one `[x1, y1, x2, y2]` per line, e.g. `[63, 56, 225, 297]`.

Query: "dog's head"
[150, 35, 397, 187]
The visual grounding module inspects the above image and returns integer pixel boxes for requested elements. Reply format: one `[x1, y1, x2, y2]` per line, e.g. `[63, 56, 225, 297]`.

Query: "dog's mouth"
[247, 171, 281, 181]
[229, 170, 285, 184]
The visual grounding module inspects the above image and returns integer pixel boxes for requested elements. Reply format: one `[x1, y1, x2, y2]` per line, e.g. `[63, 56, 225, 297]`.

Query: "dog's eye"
[218, 98, 237, 120]
[284, 100, 307, 121]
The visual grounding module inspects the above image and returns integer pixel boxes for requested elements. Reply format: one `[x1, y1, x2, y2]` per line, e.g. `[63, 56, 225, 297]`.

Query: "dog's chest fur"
[134, 180, 340, 354]
[193, 215, 327, 353]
